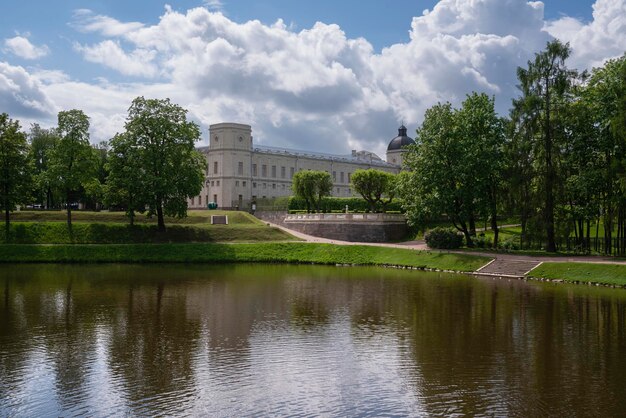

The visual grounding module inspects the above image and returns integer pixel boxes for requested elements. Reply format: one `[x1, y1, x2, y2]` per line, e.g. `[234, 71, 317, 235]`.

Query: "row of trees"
[0, 97, 206, 233]
[291, 168, 397, 213]
[399, 40, 626, 253]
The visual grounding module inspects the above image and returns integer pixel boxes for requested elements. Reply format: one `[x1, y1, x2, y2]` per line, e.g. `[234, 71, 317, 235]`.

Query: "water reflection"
[1, 264, 625, 416]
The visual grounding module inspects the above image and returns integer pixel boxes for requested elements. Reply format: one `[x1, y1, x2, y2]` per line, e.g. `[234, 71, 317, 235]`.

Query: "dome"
[387, 125, 415, 151]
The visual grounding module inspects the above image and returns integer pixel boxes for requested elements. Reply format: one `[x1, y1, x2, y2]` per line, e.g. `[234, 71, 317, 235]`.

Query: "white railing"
[285, 213, 405, 222]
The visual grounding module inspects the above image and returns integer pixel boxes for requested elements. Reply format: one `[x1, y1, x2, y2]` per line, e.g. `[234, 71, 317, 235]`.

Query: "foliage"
[424, 227, 464, 249]
[46, 109, 98, 228]
[124, 97, 207, 231]
[0, 113, 32, 235]
[287, 196, 404, 213]
[291, 170, 333, 212]
[28, 124, 59, 208]
[351, 169, 397, 212]
[399, 93, 504, 247]
[105, 133, 146, 225]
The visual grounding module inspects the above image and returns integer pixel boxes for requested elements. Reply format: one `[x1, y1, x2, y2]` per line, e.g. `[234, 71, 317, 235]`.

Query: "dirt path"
[268, 222, 626, 277]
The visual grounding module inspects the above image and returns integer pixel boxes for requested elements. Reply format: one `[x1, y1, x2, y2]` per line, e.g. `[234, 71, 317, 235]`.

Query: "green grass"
[11, 210, 263, 225]
[528, 262, 626, 286]
[0, 242, 490, 271]
[1, 221, 295, 244]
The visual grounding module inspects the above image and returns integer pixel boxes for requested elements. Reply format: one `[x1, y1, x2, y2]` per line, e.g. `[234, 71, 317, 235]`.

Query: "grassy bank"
[0, 243, 490, 271]
[0, 222, 294, 244]
[528, 262, 626, 286]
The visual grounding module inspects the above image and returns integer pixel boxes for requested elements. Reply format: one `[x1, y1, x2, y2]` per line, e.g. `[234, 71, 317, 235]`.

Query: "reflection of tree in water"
[106, 281, 202, 416]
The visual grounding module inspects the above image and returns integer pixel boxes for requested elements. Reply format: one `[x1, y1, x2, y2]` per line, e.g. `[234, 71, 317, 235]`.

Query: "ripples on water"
[1, 264, 626, 417]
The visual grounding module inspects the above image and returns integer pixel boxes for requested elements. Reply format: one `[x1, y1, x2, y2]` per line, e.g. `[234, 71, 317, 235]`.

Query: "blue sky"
[0, 0, 623, 155]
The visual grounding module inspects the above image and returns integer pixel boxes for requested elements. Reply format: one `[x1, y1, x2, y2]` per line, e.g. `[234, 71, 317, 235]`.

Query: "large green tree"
[291, 170, 333, 213]
[46, 109, 97, 229]
[28, 124, 59, 209]
[351, 169, 396, 212]
[124, 97, 206, 231]
[0, 114, 32, 235]
[105, 133, 146, 225]
[512, 40, 578, 252]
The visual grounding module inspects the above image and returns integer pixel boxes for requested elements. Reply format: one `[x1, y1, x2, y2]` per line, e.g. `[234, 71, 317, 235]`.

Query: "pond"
[1, 264, 625, 416]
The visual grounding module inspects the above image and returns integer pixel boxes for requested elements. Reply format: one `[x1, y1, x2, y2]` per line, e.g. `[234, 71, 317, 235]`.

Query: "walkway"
[267, 221, 626, 277]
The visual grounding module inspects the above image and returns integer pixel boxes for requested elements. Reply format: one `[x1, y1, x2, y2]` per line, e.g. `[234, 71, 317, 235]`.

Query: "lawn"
[528, 262, 626, 286]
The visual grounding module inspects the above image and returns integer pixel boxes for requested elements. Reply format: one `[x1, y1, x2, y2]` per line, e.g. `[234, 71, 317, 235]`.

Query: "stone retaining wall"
[284, 213, 407, 242]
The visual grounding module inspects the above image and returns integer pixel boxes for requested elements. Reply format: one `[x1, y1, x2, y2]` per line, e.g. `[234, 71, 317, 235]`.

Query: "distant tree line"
[398, 40, 626, 253]
[0, 97, 206, 233]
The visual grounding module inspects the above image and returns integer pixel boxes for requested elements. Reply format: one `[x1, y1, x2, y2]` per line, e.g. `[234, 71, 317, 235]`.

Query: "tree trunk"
[544, 75, 557, 253]
[129, 210, 135, 227]
[5, 207, 9, 239]
[469, 215, 477, 237]
[156, 203, 166, 232]
[66, 189, 72, 231]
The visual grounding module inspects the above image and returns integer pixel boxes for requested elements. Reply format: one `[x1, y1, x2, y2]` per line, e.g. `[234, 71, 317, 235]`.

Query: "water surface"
[1, 264, 625, 416]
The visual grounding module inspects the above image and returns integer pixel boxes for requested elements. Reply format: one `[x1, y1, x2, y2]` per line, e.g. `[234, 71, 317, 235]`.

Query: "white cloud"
[74, 40, 159, 78]
[71, 9, 144, 37]
[2, 1, 625, 157]
[0, 62, 56, 119]
[4, 36, 49, 60]
[203, 0, 224, 12]
[544, 0, 626, 70]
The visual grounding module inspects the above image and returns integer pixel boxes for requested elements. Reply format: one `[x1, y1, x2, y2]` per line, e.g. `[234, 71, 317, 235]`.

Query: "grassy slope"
[0, 243, 490, 272]
[3, 210, 294, 244]
[528, 262, 626, 286]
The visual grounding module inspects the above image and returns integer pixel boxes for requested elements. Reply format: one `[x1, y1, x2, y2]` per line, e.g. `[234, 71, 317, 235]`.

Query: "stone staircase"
[475, 259, 541, 278]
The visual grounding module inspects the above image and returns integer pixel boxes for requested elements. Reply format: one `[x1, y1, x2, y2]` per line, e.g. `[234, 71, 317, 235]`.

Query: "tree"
[291, 170, 332, 213]
[105, 133, 146, 225]
[0, 114, 31, 235]
[46, 109, 97, 229]
[124, 97, 206, 231]
[512, 40, 578, 252]
[28, 124, 59, 209]
[351, 169, 396, 212]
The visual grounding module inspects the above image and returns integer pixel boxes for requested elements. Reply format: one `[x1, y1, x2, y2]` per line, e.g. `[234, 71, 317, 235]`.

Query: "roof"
[387, 125, 415, 151]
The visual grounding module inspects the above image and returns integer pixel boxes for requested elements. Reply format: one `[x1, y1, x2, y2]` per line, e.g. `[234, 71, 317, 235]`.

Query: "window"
[235, 181, 239, 187]
[213, 161, 218, 174]
[211, 181, 215, 186]
[281, 166, 286, 179]
[340, 172, 344, 183]
[282, 184, 286, 189]
[290, 167, 295, 178]
[243, 181, 247, 187]
[272, 183, 276, 189]
[332, 171, 336, 181]
[253, 182, 257, 188]
[348, 173, 351, 183]
[213, 194, 217, 203]
[191, 197, 195, 205]
[263, 183, 267, 189]
[216, 180, 220, 186]
[252, 164, 258, 176]
[238, 161, 244, 175]
[262, 164, 267, 177]
[205, 195, 208, 205]
[271, 165, 276, 178]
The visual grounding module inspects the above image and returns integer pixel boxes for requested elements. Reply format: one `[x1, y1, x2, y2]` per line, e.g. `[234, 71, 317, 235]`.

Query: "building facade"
[188, 123, 414, 210]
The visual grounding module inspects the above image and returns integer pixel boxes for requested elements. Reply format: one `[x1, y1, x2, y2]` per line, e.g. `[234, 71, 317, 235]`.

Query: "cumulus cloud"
[0, 62, 56, 119]
[71, 9, 144, 37]
[74, 40, 159, 78]
[544, 0, 626, 69]
[3, 36, 49, 60]
[3, 0, 624, 157]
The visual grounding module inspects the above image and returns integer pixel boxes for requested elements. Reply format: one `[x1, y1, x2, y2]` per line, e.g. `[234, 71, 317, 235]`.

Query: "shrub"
[424, 227, 463, 249]
[474, 234, 493, 249]
[498, 236, 521, 251]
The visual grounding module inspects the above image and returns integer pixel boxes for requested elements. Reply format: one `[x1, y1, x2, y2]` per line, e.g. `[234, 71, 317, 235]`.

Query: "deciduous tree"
[291, 170, 332, 213]
[351, 169, 396, 212]
[124, 97, 206, 231]
[0, 113, 31, 235]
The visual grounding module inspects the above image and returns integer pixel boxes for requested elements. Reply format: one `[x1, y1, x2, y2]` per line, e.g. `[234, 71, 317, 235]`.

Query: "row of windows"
[211, 161, 355, 185]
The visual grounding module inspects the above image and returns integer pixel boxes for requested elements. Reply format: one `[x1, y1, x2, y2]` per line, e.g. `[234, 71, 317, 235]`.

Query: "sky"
[1, 0, 625, 157]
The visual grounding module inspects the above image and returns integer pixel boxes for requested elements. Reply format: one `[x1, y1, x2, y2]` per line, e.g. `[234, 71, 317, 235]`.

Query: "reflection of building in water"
[188, 123, 415, 210]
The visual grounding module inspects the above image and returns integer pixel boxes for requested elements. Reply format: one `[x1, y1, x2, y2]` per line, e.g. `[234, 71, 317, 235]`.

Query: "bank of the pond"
[0, 243, 490, 272]
[528, 262, 626, 287]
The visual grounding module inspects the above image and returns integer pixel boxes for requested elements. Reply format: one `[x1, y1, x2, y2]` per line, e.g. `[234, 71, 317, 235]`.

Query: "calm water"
[1, 264, 625, 417]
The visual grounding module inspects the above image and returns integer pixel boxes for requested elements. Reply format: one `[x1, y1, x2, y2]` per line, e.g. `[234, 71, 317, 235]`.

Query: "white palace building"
[188, 122, 415, 210]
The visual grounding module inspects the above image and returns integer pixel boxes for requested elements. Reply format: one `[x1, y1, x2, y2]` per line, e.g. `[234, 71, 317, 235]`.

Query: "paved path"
[267, 221, 626, 277]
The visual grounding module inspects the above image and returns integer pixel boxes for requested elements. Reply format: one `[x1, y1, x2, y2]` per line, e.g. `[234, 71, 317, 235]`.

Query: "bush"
[498, 236, 521, 251]
[474, 234, 493, 248]
[424, 227, 464, 249]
